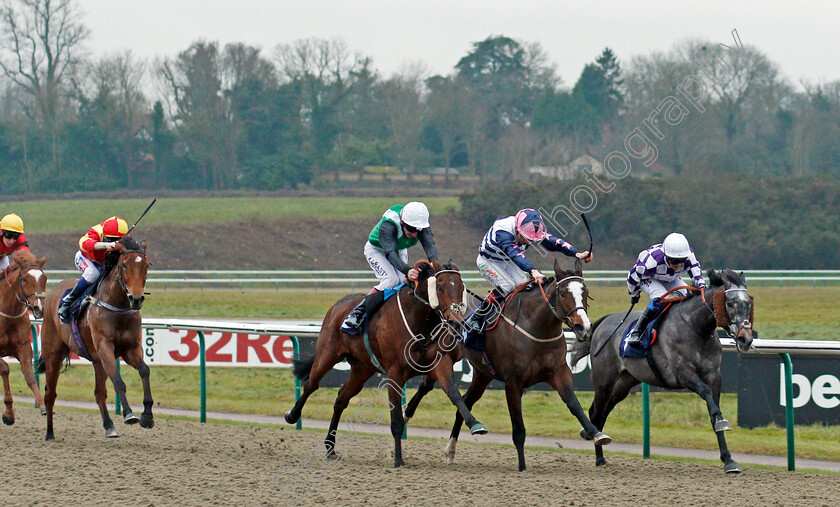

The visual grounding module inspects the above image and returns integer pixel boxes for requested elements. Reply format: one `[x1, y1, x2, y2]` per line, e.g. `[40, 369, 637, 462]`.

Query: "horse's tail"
[292, 355, 315, 381]
[571, 314, 609, 364]
[33, 355, 45, 375]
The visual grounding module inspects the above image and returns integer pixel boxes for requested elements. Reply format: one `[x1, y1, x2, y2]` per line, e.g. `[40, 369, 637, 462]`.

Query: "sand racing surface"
[2, 408, 838, 506]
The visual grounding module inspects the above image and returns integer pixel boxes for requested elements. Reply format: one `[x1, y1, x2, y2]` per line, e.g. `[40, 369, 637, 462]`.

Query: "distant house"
[529, 151, 605, 180]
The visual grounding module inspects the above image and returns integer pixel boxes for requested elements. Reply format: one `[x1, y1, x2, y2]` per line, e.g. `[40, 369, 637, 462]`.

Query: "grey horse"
[572, 268, 754, 473]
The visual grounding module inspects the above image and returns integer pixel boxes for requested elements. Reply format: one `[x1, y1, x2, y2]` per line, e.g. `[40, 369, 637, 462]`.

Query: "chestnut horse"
[0, 250, 47, 425]
[285, 260, 487, 467]
[35, 237, 153, 440]
[406, 259, 611, 471]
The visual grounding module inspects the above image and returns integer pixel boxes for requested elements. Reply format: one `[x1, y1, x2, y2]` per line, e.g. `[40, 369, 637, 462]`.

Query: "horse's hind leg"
[504, 383, 528, 471]
[587, 373, 637, 467]
[323, 364, 375, 458]
[43, 350, 66, 441]
[0, 358, 14, 425]
[403, 374, 435, 422]
[96, 341, 138, 425]
[93, 363, 118, 437]
[122, 346, 154, 429]
[547, 366, 611, 447]
[445, 369, 492, 464]
[284, 339, 343, 425]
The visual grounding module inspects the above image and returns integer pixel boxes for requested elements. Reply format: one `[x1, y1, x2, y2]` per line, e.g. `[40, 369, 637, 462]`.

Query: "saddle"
[619, 302, 674, 358]
[61, 268, 114, 362]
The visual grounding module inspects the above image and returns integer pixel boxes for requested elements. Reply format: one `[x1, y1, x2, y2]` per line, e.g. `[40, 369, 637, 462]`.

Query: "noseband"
[1, 263, 46, 318]
[408, 269, 467, 320]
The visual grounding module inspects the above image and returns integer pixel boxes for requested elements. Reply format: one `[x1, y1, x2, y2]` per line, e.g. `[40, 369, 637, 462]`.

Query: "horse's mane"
[707, 268, 745, 288]
[12, 249, 36, 265]
[118, 236, 144, 251]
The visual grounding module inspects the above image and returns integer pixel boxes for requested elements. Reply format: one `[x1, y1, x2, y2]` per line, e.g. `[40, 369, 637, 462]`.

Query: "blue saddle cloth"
[61, 286, 97, 361]
[619, 303, 673, 359]
[341, 284, 405, 335]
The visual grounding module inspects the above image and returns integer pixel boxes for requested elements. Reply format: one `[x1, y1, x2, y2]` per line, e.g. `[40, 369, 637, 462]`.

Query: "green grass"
[9, 365, 840, 462]
[3, 196, 460, 233]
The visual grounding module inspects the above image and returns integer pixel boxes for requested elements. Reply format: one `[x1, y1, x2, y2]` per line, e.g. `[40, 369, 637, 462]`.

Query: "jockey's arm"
[539, 234, 578, 257]
[686, 252, 707, 288]
[417, 228, 438, 262]
[495, 230, 535, 273]
[627, 253, 649, 296]
[378, 221, 411, 275]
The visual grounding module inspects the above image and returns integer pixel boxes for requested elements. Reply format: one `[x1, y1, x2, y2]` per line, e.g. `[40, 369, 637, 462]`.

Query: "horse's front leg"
[431, 356, 487, 435]
[16, 342, 46, 415]
[680, 370, 740, 473]
[0, 357, 14, 425]
[95, 339, 138, 425]
[548, 365, 611, 447]
[403, 374, 435, 423]
[387, 372, 408, 468]
[122, 345, 154, 429]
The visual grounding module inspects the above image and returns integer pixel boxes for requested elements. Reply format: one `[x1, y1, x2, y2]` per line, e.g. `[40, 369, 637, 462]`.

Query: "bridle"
[91, 248, 148, 313]
[407, 267, 468, 322]
[1, 263, 46, 318]
[538, 275, 588, 328]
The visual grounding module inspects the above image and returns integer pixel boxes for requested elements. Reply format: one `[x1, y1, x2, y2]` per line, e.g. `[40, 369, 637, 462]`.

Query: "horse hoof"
[596, 458, 607, 467]
[124, 412, 140, 425]
[580, 428, 593, 440]
[469, 422, 488, 435]
[394, 460, 406, 468]
[105, 426, 120, 438]
[40, 406, 47, 416]
[724, 462, 742, 474]
[2, 415, 14, 426]
[284, 411, 298, 425]
[45, 433, 54, 441]
[140, 416, 155, 429]
[593, 432, 612, 446]
[518, 465, 527, 472]
[714, 418, 732, 432]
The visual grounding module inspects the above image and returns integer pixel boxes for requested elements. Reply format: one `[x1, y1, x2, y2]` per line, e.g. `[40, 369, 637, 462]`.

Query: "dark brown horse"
[285, 259, 487, 467]
[406, 259, 610, 471]
[0, 250, 47, 424]
[35, 237, 153, 440]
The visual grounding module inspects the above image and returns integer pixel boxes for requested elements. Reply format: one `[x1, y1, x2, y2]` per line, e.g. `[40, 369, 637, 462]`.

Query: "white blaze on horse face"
[30, 269, 44, 284]
[568, 281, 591, 330]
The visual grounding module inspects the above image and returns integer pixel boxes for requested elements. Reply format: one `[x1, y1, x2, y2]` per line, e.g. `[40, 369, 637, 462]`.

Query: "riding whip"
[126, 198, 157, 236]
[580, 213, 593, 255]
[594, 301, 635, 358]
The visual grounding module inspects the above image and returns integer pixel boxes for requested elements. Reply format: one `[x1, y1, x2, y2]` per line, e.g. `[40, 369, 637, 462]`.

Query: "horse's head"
[113, 237, 149, 310]
[708, 269, 754, 352]
[552, 258, 591, 340]
[11, 250, 47, 319]
[424, 259, 467, 325]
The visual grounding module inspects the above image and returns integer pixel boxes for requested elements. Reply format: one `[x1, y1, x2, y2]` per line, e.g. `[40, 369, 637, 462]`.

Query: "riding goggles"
[2, 230, 21, 240]
[403, 224, 420, 234]
[666, 256, 687, 266]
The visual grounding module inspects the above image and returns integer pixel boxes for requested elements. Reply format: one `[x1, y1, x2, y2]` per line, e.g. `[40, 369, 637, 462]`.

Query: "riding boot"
[463, 289, 503, 340]
[626, 302, 658, 345]
[341, 290, 385, 335]
[58, 278, 91, 323]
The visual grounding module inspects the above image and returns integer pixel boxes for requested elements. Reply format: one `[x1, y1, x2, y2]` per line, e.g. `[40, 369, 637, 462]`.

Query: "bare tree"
[0, 0, 89, 184]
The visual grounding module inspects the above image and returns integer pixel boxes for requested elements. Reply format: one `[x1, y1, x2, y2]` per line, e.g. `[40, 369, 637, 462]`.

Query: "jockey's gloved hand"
[94, 241, 117, 250]
[530, 269, 546, 285]
[630, 293, 640, 305]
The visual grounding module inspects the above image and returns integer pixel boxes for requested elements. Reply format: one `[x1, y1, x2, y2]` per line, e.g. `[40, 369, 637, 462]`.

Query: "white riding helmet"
[401, 202, 430, 230]
[662, 233, 692, 259]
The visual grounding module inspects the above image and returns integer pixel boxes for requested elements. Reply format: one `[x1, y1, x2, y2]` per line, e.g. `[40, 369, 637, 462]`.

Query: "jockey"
[341, 202, 438, 334]
[0, 214, 31, 271]
[465, 208, 592, 335]
[57, 216, 129, 322]
[625, 232, 707, 344]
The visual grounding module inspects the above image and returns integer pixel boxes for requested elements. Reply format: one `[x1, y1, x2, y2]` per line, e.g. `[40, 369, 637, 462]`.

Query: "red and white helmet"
[514, 209, 547, 242]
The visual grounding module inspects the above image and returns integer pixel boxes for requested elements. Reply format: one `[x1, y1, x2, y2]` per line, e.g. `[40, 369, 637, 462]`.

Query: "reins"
[93, 248, 148, 314]
[500, 275, 588, 343]
[0, 262, 46, 319]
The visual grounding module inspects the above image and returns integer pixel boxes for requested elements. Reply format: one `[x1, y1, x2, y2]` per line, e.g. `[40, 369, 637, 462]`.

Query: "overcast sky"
[79, 1, 839, 90]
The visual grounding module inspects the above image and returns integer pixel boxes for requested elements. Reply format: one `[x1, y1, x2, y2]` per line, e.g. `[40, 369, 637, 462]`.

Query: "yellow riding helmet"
[102, 216, 129, 239]
[1, 213, 24, 234]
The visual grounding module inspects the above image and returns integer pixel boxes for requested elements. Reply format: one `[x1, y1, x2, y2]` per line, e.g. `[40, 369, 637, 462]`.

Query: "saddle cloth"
[619, 303, 673, 359]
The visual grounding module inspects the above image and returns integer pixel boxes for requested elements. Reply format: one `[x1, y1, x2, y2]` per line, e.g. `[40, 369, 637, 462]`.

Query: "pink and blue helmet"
[514, 208, 547, 242]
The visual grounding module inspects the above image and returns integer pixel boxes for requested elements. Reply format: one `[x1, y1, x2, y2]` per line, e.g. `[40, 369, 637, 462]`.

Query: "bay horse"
[35, 236, 153, 440]
[415, 258, 611, 471]
[285, 259, 487, 468]
[572, 268, 754, 473]
[0, 250, 47, 424]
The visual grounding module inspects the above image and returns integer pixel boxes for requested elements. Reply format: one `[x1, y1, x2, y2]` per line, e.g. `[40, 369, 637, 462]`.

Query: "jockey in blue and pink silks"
[625, 232, 707, 344]
[463, 208, 592, 336]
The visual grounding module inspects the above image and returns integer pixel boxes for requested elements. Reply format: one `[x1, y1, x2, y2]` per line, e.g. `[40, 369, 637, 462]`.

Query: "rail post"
[30, 324, 40, 389]
[292, 336, 302, 430]
[642, 382, 650, 458]
[115, 359, 121, 415]
[198, 331, 207, 423]
[781, 353, 795, 471]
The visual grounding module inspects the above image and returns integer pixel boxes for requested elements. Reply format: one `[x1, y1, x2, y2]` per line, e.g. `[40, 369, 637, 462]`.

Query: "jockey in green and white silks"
[341, 202, 438, 334]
